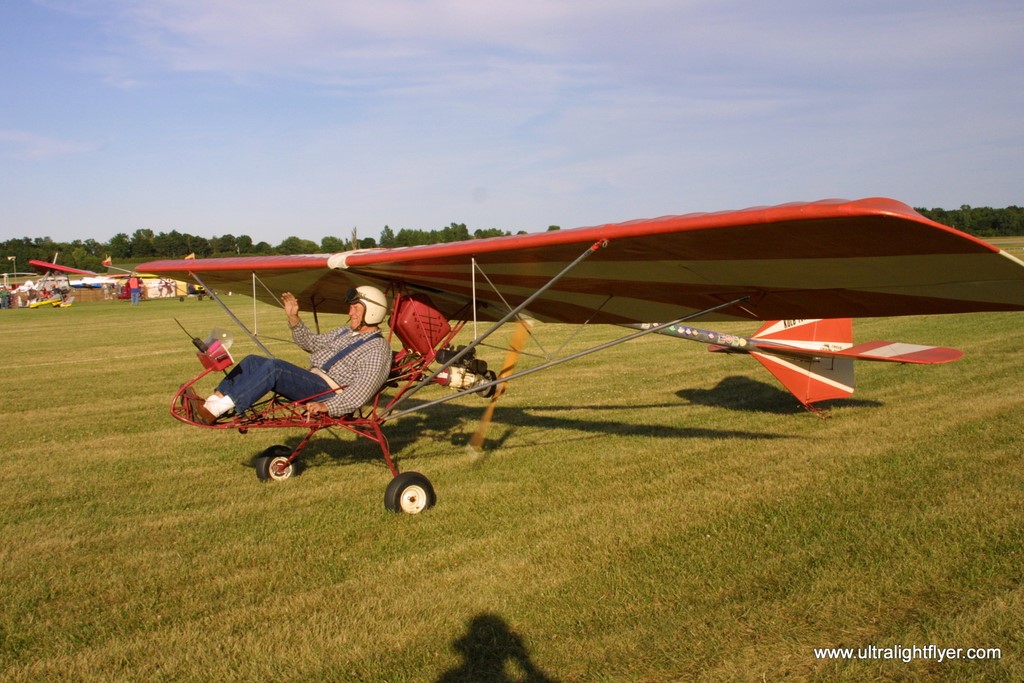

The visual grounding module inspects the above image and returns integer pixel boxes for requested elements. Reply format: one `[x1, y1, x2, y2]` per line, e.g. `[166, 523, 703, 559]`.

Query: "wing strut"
[385, 294, 750, 421]
[386, 240, 609, 415]
[192, 272, 276, 357]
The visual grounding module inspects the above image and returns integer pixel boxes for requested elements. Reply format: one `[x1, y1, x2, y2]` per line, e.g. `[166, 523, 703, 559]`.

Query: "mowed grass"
[1, 297, 1021, 682]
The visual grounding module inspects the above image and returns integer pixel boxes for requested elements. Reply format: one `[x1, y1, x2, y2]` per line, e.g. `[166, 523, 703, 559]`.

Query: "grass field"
[1, 297, 1021, 682]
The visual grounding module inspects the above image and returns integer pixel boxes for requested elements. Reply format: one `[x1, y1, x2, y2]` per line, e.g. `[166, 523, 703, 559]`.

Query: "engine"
[434, 346, 497, 398]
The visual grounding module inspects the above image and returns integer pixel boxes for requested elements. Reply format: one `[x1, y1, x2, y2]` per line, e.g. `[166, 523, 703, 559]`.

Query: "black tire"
[384, 471, 436, 514]
[254, 445, 295, 482]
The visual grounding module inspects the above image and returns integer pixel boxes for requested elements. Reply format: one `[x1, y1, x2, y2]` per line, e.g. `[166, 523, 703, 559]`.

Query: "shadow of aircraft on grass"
[435, 613, 561, 683]
[241, 392, 794, 475]
[677, 375, 881, 414]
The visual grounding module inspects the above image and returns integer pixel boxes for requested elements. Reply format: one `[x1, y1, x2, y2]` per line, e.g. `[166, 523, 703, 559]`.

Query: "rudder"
[750, 319, 855, 412]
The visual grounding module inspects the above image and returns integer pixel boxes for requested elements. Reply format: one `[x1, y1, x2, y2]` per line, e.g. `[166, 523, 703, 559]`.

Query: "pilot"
[192, 286, 392, 423]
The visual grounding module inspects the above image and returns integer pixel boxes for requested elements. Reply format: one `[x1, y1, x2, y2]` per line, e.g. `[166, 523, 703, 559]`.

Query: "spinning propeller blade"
[468, 320, 532, 455]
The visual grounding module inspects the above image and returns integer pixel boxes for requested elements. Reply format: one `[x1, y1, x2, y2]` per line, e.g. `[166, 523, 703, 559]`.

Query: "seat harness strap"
[319, 332, 382, 374]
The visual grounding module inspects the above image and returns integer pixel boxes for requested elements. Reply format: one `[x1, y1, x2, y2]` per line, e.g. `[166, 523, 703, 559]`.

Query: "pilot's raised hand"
[282, 292, 301, 325]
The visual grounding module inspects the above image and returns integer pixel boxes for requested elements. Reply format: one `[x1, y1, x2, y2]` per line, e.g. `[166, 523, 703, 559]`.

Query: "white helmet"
[346, 285, 388, 325]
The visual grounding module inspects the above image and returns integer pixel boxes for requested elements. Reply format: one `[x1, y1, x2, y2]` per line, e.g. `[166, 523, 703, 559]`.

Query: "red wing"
[135, 254, 370, 313]
[29, 260, 97, 276]
[139, 198, 1024, 322]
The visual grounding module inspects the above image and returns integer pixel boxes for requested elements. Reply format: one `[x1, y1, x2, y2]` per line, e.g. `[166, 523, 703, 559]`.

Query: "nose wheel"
[384, 471, 436, 514]
[254, 445, 295, 481]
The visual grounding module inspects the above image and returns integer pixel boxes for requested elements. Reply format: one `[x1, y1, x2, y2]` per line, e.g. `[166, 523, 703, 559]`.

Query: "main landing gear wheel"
[254, 445, 295, 482]
[384, 472, 436, 514]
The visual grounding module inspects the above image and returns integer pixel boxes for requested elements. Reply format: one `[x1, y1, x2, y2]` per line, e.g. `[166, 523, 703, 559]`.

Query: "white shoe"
[204, 394, 236, 417]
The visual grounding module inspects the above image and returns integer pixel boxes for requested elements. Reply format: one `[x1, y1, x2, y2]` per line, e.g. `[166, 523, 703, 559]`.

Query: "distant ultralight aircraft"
[24, 259, 95, 307]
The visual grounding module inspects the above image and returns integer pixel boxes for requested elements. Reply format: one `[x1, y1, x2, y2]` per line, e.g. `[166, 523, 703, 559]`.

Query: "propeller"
[467, 319, 532, 456]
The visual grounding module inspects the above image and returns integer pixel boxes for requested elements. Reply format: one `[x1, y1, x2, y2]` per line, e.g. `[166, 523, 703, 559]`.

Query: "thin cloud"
[7, 0, 1022, 243]
[0, 130, 103, 161]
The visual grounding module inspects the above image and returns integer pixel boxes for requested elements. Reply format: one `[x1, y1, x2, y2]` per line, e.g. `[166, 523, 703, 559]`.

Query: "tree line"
[915, 205, 1024, 236]
[1, 222, 526, 273]
[2, 206, 1021, 274]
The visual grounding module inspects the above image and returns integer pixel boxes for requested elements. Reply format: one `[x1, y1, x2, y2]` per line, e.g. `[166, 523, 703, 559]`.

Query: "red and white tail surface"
[745, 319, 962, 410]
[749, 319, 856, 409]
[751, 318, 853, 350]
[828, 341, 963, 364]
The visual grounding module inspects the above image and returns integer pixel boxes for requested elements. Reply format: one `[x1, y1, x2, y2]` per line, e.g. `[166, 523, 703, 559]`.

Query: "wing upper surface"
[138, 198, 1024, 323]
[136, 254, 354, 311]
[29, 260, 98, 276]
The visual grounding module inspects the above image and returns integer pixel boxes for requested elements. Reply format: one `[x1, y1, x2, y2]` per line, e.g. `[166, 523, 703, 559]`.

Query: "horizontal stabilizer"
[750, 338, 962, 365]
[744, 319, 961, 409]
[830, 341, 962, 364]
[748, 318, 962, 364]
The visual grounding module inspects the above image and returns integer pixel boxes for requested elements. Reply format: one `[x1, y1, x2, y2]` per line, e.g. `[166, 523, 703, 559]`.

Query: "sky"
[1, 0, 1022, 245]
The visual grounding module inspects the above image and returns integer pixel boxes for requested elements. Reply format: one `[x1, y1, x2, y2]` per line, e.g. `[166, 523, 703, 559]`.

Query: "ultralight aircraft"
[139, 198, 1024, 512]
[24, 259, 94, 307]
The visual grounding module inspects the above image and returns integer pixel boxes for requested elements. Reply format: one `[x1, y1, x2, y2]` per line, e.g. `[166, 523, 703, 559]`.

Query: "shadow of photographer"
[435, 613, 560, 683]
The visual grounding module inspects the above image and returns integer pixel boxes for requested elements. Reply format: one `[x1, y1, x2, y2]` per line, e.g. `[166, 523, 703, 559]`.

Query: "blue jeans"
[215, 355, 331, 413]
[130, 288, 140, 305]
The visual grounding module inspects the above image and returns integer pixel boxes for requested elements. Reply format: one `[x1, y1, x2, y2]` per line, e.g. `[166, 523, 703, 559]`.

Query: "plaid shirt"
[291, 321, 392, 416]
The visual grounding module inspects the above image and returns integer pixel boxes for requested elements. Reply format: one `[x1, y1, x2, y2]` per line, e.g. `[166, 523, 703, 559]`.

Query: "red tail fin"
[752, 318, 853, 349]
[749, 319, 855, 411]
